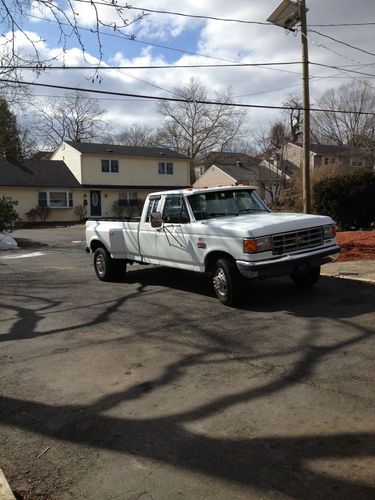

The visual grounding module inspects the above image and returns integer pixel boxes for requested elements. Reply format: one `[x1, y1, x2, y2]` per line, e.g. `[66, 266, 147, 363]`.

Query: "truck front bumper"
[236, 245, 340, 279]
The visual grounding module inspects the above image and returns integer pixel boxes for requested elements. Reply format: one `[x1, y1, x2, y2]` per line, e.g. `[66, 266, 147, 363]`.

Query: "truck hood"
[201, 212, 333, 238]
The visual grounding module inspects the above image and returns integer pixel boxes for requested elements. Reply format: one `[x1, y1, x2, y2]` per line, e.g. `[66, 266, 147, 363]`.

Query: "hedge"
[313, 169, 375, 230]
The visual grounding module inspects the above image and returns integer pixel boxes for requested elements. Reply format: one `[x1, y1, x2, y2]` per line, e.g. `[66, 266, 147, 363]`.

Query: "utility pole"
[299, 0, 311, 213]
[267, 0, 312, 213]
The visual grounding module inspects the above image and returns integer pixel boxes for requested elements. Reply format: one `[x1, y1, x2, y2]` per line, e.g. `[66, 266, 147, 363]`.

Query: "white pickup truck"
[86, 186, 340, 306]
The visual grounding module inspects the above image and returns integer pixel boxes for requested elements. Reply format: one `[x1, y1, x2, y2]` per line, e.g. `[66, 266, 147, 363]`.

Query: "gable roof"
[204, 151, 258, 167]
[214, 163, 254, 181]
[215, 163, 284, 182]
[293, 142, 350, 156]
[0, 159, 81, 188]
[65, 141, 188, 160]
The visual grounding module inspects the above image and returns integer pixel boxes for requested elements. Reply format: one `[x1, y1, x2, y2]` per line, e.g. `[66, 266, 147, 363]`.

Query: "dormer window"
[101, 159, 119, 173]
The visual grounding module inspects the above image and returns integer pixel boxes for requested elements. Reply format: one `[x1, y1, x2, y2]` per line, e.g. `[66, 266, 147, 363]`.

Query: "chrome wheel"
[95, 252, 106, 277]
[213, 267, 228, 298]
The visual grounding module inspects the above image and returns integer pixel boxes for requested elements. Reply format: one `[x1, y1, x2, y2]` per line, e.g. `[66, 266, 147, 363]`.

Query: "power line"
[1, 77, 375, 115]
[0, 7, 241, 65]
[3, 61, 375, 78]
[311, 63, 375, 78]
[310, 22, 375, 27]
[73, 0, 270, 25]
[0, 62, 302, 70]
[0, 7, 302, 77]
[309, 29, 375, 58]
[73, 1, 375, 28]
[9, 5, 375, 82]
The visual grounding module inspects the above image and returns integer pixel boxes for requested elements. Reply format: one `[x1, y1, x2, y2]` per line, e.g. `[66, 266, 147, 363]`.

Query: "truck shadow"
[124, 265, 375, 318]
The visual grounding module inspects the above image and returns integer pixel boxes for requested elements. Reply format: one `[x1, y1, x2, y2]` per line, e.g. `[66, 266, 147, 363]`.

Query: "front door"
[90, 191, 101, 217]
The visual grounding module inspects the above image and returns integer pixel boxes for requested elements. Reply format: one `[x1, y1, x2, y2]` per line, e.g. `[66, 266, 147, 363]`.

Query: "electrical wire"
[72, 0, 270, 25]
[310, 22, 375, 27]
[1, 77, 375, 115]
[0, 62, 303, 70]
[73, 1, 375, 28]
[309, 29, 375, 58]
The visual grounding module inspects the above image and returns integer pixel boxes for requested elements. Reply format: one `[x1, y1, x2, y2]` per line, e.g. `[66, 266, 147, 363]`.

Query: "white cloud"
[2, 0, 375, 135]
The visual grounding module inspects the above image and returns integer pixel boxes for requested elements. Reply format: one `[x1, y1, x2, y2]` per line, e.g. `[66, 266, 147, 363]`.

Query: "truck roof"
[149, 185, 259, 197]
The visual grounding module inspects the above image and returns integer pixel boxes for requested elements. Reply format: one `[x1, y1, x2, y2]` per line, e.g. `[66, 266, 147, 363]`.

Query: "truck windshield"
[188, 189, 269, 220]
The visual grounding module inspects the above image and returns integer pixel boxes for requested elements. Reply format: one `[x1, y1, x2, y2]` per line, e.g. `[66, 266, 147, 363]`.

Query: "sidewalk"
[322, 259, 375, 286]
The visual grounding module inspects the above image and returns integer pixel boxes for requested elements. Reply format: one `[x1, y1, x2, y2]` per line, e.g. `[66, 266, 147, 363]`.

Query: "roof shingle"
[66, 141, 188, 160]
[0, 160, 81, 188]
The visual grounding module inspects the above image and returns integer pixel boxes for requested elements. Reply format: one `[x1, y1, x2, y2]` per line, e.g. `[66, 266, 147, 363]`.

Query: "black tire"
[212, 258, 241, 306]
[94, 247, 126, 282]
[290, 266, 320, 288]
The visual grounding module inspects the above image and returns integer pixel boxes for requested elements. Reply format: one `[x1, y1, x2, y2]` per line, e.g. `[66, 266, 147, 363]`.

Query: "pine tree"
[0, 98, 22, 160]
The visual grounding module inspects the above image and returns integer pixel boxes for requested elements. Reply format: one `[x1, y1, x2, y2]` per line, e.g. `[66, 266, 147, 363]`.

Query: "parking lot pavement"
[1, 231, 375, 499]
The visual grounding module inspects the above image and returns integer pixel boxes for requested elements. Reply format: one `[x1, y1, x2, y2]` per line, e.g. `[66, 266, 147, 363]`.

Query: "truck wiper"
[208, 212, 238, 217]
[238, 208, 267, 213]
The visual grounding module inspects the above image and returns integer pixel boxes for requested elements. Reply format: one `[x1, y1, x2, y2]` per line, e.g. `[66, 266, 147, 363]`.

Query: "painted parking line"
[0, 468, 15, 499]
[0, 251, 46, 260]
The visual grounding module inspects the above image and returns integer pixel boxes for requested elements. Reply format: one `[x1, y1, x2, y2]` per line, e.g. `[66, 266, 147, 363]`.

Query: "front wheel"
[94, 248, 126, 282]
[290, 266, 320, 288]
[212, 258, 241, 306]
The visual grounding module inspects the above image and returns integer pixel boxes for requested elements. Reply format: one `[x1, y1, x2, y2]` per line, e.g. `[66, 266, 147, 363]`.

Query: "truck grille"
[272, 227, 323, 255]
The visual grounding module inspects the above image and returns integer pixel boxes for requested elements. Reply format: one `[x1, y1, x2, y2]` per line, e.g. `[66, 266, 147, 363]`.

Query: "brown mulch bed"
[336, 231, 375, 262]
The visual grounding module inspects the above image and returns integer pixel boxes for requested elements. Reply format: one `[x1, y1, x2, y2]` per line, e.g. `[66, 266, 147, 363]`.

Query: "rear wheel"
[94, 248, 126, 282]
[213, 258, 241, 306]
[290, 266, 320, 288]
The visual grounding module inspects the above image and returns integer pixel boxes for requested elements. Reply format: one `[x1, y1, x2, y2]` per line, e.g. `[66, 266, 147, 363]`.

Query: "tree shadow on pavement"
[0, 300, 375, 498]
[1, 266, 375, 498]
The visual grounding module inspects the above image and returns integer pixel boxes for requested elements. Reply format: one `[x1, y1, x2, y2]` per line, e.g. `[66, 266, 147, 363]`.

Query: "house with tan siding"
[193, 159, 288, 204]
[282, 142, 369, 171]
[0, 141, 190, 223]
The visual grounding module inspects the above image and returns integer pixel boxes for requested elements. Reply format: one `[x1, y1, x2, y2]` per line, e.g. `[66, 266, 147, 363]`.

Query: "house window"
[351, 158, 363, 167]
[158, 162, 174, 175]
[38, 191, 73, 208]
[38, 192, 48, 207]
[129, 192, 138, 206]
[102, 159, 119, 173]
[118, 192, 139, 207]
[118, 192, 128, 206]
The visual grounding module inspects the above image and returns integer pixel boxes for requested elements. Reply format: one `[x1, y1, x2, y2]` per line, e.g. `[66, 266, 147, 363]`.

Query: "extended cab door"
[138, 196, 161, 263]
[156, 195, 195, 268]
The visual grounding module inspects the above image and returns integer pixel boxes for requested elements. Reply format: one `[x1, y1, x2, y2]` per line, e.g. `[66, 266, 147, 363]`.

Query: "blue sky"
[1, 0, 375, 131]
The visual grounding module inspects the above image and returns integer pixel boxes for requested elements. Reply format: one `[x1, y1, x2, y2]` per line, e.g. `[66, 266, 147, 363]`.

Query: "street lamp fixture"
[267, 0, 311, 214]
[267, 0, 301, 30]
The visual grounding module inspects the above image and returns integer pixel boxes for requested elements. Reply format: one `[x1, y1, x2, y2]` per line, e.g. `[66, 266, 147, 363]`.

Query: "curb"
[321, 272, 375, 286]
[0, 469, 15, 500]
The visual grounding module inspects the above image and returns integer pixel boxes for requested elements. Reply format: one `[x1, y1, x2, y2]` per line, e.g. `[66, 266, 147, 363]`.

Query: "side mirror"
[150, 211, 163, 228]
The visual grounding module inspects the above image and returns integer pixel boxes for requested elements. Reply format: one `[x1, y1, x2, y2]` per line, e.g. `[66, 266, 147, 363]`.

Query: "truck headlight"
[323, 224, 336, 239]
[243, 236, 273, 254]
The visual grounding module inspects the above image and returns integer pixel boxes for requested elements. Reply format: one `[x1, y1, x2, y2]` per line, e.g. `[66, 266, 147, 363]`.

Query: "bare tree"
[0, 0, 143, 74]
[105, 124, 158, 147]
[250, 120, 290, 205]
[311, 81, 375, 158]
[34, 91, 107, 148]
[283, 95, 303, 144]
[157, 78, 247, 181]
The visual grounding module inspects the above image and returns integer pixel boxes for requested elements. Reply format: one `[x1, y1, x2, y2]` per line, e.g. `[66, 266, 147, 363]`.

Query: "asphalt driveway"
[0, 227, 375, 499]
